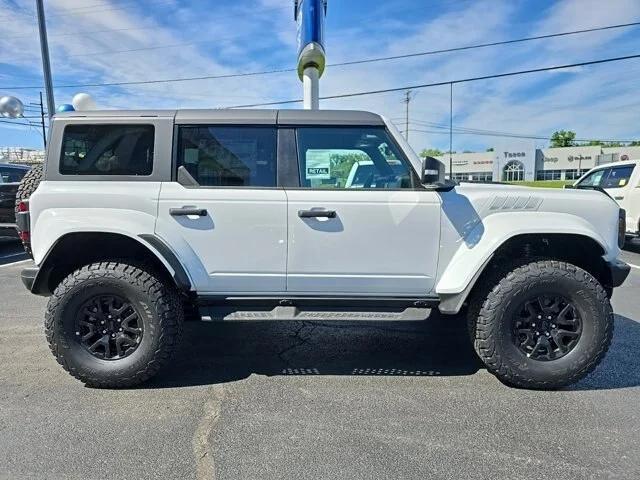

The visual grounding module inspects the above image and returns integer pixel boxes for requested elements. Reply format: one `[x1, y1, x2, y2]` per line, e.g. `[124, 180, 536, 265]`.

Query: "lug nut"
[111, 333, 116, 338]
[75, 331, 80, 336]
[102, 330, 107, 334]
[551, 324, 556, 328]
[532, 323, 536, 327]
[547, 316, 552, 320]
[108, 315, 112, 319]
[537, 315, 542, 319]
[545, 332, 550, 337]
[100, 320, 105, 325]
[119, 328, 123, 332]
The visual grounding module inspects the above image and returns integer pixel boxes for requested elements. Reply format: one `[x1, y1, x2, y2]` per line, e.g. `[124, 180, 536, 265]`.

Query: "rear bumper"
[0, 223, 18, 239]
[21, 267, 38, 291]
[607, 259, 631, 287]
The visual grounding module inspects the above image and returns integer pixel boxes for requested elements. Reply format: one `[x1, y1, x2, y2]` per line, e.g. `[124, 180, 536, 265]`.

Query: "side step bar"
[196, 295, 440, 322]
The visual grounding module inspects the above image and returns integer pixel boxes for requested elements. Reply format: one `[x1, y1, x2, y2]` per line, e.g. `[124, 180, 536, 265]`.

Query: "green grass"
[507, 180, 572, 188]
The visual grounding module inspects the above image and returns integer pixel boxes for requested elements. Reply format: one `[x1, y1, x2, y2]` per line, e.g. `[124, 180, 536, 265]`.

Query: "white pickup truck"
[572, 159, 640, 237]
[14, 109, 629, 389]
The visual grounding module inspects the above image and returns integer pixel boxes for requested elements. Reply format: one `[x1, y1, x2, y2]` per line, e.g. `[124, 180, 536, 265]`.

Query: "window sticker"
[184, 148, 199, 165]
[620, 178, 627, 187]
[305, 150, 331, 179]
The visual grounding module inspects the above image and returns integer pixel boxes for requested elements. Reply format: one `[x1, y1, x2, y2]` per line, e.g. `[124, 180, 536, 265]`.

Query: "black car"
[0, 163, 31, 239]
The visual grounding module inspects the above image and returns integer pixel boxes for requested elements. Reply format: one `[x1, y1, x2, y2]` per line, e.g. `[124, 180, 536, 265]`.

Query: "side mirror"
[422, 156, 445, 184]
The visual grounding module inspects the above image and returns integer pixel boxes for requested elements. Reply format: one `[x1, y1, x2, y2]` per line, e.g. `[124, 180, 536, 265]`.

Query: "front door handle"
[170, 207, 208, 217]
[298, 209, 337, 219]
[614, 196, 625, 200]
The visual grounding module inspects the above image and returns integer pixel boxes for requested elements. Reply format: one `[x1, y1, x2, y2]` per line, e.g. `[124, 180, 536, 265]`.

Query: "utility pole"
[39, 92, 46, 147]
[404, 90, 413, 141]
[449, 82, 453, 178]
[35, 0, 55, 119]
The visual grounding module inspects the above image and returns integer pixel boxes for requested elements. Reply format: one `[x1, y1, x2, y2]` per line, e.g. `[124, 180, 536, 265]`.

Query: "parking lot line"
[628, 263, 640, 270]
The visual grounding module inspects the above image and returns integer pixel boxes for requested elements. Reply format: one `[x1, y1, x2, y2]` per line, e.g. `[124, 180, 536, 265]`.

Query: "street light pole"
[35, 0, 55, 119]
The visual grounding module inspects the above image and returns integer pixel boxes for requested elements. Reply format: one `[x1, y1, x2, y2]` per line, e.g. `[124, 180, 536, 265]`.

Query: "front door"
[285, 126, 441, 296]
[156, 125, 287, 294]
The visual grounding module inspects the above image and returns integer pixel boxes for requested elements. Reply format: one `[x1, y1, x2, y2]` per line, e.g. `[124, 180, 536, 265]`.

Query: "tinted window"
[177, 126, 277, 187]
[296, 127, 415, 189]
[602, 165, 634, 188]
[0, 166, 28, 183]
[576, 168, 608, 187]
[577, 165, 635, 189]
[60, 124, 154, 175]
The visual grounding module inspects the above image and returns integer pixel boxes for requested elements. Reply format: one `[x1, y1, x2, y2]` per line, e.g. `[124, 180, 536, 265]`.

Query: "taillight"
[618, 209, 626, 248]
[17, 201, 28, 212]
[18, 230, 30, 242]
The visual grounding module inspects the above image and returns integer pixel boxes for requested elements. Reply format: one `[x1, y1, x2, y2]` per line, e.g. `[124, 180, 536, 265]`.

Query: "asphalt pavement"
[1, 240, 639, 480]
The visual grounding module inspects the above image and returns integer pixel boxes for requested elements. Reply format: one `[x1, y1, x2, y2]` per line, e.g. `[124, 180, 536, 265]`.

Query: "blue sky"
[0, 0, 639, 153]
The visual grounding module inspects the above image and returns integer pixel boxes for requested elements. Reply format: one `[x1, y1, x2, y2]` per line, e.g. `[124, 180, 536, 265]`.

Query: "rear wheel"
[45, 261, 183, 388]
[469, 260, 613, 389]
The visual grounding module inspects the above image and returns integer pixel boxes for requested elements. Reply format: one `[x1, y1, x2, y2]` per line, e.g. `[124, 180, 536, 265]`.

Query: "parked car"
[0, 163, 31, 239]
[16, 109, 629, 389]
[573, 159, 640, 236]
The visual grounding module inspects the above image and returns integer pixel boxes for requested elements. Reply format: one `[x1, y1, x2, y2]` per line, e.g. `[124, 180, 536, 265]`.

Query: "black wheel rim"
[512, 295, 582, 361]
[75, 295, 143, 360]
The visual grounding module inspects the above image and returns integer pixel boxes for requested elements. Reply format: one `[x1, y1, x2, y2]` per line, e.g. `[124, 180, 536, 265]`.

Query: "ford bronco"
[15, 109, 630, 389]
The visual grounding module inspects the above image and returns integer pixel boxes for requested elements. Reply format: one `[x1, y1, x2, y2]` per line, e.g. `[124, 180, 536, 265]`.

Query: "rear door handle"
[170, 207, 208, 217]
[614, 196, 625, 200]
[298, 209, 337, 218]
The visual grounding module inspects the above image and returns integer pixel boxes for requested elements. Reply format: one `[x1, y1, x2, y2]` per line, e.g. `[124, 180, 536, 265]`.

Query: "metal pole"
[303, 66, 320, 110]
[39, 91, 46, 148]
[449, 82, 453, 178]
[36, 0, 55, 119]
[404, 90, 412, 141]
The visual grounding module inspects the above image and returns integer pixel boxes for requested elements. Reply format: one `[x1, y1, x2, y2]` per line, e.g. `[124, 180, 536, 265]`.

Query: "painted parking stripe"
[628, 263, 640, 270]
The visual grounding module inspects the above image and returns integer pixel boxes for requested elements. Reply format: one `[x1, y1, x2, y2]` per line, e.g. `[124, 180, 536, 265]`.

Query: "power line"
[225, 53, 640, 108]
[3, 22, 639, 90]
[330, 21, 640, 68]
[406, 128, 637, 144]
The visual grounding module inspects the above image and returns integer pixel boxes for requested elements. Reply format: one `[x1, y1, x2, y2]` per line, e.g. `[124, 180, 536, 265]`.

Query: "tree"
[486, 147, 494, 152]
[630, 141, 640, 146]
[420, 148, 443, 158]
[550, 130, 576, 148]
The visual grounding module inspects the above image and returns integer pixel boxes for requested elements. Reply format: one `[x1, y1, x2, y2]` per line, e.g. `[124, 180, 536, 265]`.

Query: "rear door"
[284, 126, 441, 296]
[156, 124, 287, 294]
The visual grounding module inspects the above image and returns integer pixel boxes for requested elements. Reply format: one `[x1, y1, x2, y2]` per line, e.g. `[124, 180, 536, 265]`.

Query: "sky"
[0, 0, 639, 154]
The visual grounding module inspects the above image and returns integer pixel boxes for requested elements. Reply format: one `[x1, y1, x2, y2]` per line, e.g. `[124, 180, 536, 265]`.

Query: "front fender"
[435, 211, 609, 297]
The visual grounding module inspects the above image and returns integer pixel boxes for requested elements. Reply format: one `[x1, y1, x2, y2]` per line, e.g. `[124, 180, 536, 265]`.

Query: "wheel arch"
[438, 232, 610, 314]
[30, 231, 192, 296]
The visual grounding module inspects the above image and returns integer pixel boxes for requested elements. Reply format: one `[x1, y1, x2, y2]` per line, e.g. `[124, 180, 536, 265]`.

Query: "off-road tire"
[45, 261, 183, 388]
[14, 164, 43, 212]
[469, 260, 613, 389]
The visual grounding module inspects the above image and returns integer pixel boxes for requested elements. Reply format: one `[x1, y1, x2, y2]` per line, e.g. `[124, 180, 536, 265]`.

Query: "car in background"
[573, 159, 640, 237]
[0, 163, 31, 239]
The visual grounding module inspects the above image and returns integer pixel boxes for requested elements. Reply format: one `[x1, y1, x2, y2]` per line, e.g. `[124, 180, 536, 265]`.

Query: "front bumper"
[607, 258, 631, 287]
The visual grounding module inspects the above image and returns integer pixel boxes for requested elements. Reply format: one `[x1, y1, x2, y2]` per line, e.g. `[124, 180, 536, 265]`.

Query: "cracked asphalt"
[1, 240, 640, 479]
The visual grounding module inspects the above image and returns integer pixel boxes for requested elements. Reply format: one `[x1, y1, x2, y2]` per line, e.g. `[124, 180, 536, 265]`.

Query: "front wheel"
[470, 260, 613, 389]
[45, 261, 183, 388]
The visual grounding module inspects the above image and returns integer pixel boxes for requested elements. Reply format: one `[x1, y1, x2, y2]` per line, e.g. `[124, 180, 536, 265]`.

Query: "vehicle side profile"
[16, 109, 630, 389]
[572, 159, 640, 237]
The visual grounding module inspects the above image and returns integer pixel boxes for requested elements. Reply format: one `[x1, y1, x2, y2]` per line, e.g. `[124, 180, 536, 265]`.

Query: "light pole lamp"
[295, 0, 327, 110]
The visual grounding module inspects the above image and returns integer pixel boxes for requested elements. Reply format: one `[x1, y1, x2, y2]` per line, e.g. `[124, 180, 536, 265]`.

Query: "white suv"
[572, 159, 640, 236]
[16, 109, 629, 389]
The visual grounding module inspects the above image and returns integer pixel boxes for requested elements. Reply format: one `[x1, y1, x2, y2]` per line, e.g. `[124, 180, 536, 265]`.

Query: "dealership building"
[436, 141, 640, 182]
